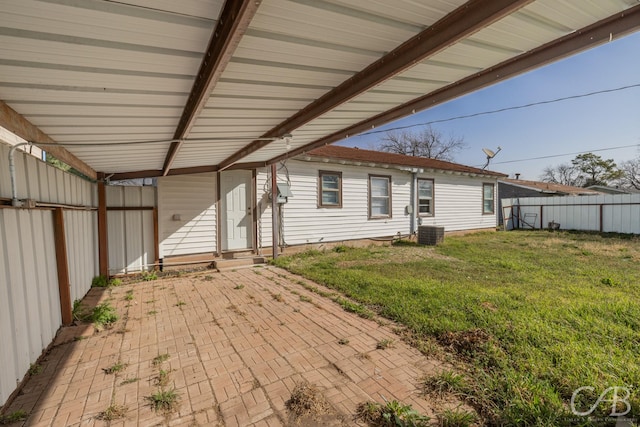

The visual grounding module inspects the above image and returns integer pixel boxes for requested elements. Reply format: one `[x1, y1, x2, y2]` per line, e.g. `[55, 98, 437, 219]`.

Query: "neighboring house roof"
[585, 185, 639, 194]
[304, 145, 506, 178]
[499, 178, 601, 195]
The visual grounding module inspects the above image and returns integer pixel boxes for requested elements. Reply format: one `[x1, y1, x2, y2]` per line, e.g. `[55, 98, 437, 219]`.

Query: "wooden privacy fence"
[502, 194, 640, 234]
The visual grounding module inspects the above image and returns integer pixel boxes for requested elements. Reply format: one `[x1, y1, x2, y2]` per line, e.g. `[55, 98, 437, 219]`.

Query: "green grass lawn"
[272, 231, 640, 426]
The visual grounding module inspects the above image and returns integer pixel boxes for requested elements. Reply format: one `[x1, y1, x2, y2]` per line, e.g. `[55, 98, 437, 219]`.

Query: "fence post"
[52, 207, 72, 326]
[540, 205, 543, 230]
[599, 204, 603, 232]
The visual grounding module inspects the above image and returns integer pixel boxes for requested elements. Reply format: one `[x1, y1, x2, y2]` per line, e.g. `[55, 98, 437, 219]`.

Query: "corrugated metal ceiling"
[0, 0, 637, 175]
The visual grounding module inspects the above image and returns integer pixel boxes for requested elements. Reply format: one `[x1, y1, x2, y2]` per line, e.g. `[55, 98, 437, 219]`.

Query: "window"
[417, 179, 434, 215]
[483, 183, 495, 214]
[318, 171, 342, 207]
[369, 175, 391, 218]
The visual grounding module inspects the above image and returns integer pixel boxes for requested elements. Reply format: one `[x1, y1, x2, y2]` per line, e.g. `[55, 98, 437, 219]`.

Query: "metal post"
[9, 142, 29, 207]
[271, 163, 279, 259]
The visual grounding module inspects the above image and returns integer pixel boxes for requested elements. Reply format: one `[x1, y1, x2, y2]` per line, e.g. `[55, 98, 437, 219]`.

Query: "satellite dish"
[481, 146, 502, 170]
[482, 148, 496, 158]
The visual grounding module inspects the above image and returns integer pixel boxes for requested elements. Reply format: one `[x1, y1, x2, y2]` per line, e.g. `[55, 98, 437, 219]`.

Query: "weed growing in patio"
[146, 389, 180, 413]
[109, 278, 122, 287]
[338, 338, 350, 345]
[437, 408, 477, 427]
[376, 339, 394, 350]
[203, 275, 214, 281]
[356, 400, 429, 427]
[155, 369, 171, 387]
[152, 353, 170, 366]
[72, 299, 87, 321]
[141, 271, 157, 281]
[147, 310, 157, 315]
[98, 404, 128, 421]
[103, 361, 127, 375]
[121, 377, 139, 385]
[91, 303, 118, 327]
[234, 284, 245, 290]
[175, 301, 186, 307]
[0, 410, 28, 424]
[28, 363, 42, 375]
[91, 275, 108, 287]
[272, 293, 283, 302]
[334, 297, 374, 319]
[124, 290, 134, 301]
[299, 295, 312, 303]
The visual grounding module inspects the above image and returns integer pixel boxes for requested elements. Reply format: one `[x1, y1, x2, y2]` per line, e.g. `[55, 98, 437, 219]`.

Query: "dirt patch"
[285, 383, 345, 426]
[438, 329, 490, 355]
[337, 247, 457, 268]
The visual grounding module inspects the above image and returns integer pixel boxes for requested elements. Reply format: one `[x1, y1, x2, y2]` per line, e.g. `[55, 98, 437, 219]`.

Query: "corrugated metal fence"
[106, 185, 157, 275]
[502, 194, 640, 234]
[0, 143, 98, 406]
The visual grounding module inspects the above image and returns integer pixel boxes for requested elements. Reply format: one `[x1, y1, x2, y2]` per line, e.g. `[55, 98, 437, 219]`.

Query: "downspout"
[9, 142, 30, 207]
[271, 163, 279, 259]
[409, 171, 417, 235]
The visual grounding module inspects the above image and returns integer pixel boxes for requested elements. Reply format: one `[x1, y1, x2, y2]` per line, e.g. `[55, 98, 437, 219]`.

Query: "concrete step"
[214, 256, 267, 272]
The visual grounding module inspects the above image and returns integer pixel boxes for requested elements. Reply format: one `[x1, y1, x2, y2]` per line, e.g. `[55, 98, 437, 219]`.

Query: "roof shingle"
[305, 145, 506, 177]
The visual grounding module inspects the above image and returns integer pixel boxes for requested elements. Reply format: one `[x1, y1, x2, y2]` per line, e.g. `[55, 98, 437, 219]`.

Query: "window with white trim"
[318, 171, 342, 207]
[483, 183, 495, 214]
[417, 178, 434, 215]
[369, 175, 391, 218]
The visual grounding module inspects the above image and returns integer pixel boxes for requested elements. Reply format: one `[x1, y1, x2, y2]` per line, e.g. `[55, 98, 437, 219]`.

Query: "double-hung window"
[483, 183, 495, 214]
[417, 179, 434, 215]
[318, 171, 342, 207]
[369, 175, 391, 218]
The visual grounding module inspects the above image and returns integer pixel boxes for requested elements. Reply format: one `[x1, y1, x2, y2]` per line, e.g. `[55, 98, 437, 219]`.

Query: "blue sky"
[338, 31, 640, 180]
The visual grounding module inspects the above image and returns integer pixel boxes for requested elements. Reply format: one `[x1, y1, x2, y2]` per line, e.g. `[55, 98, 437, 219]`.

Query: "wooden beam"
[97, 173, 109, 277]
[52, 207, 72, 326]
[217, 0, 532, 170]
[268, 4, 640, 165]
[0, 100, 97, 180]
[161, 0, 260, 176]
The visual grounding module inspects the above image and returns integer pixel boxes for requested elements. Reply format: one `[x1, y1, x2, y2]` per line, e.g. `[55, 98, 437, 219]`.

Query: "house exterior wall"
[419, 172, 498, 231]
[255, 160, 497, 248]
[157, 173, 217, 258]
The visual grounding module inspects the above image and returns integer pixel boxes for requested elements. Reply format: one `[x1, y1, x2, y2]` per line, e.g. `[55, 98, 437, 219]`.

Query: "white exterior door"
[221, 170, 252, 251]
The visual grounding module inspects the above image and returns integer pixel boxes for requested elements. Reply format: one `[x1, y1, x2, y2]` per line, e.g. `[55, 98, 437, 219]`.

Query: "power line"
[359, 83, 640, 136]
[475, 143, 639, 168]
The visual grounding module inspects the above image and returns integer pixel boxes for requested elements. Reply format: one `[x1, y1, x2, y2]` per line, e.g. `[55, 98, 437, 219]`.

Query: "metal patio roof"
[0, 0, 639, 181]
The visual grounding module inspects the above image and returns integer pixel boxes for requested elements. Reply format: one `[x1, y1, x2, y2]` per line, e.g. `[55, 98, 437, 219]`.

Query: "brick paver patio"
[3, 267, 467, 426]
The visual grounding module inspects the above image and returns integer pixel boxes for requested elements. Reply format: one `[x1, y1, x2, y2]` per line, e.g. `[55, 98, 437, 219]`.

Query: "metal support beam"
[0, 100, 96, 180]
[217, 0, 532, 170]
[268, 4, 640, 164]
[52, 207, 72, 326]
[161, 0, 260, 176]
[97, 173, 109, 277]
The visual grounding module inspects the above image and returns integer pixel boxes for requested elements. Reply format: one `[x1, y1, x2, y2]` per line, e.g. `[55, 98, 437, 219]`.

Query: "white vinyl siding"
[418, 174, 498, 231]
[257, 162, 411, 247]
[157, 173, 217, 257]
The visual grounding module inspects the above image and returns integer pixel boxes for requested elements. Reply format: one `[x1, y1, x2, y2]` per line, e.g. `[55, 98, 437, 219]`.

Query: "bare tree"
[618, 157, 640, 190]
[377, 126, 466, 161]
[539, 163, 583, 187]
